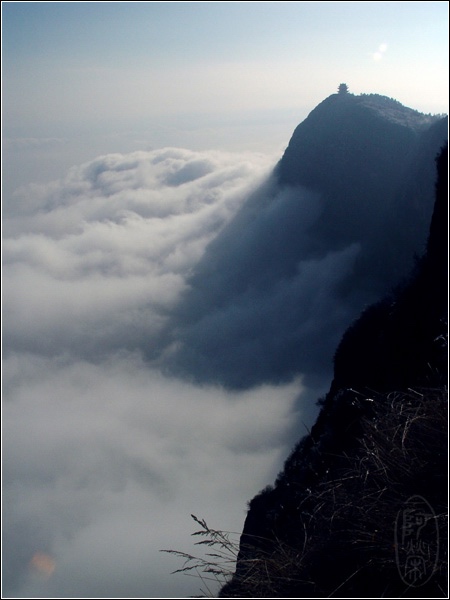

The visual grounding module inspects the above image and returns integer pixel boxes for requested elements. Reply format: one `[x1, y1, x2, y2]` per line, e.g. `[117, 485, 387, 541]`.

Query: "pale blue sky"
[2, 1, 449, 191]
[2, 5, 449, 597]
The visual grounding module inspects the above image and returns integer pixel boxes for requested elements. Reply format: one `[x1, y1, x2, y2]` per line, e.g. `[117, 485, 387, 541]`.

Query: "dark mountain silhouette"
[159, 92, 447, 390]
[276, 93, 446, 286]
[219, 145, 448, 598]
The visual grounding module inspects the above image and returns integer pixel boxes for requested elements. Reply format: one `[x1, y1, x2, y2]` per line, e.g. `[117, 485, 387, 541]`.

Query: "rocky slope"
[163, 91, 447, 390]
[219, 144, 448, 598]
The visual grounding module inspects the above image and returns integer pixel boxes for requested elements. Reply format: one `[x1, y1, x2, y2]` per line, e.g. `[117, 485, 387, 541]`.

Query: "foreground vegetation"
[164, 387, 447, 597]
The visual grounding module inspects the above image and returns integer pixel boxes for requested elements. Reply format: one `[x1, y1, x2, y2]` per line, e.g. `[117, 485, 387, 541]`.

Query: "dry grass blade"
[160, 515, 242, 597]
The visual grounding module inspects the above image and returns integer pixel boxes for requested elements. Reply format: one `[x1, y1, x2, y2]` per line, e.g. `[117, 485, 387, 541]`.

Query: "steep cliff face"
[220, 146, 448, 598]
[275, 93, 447, 288]
[161, 93, 447, 390]
[277, 93, 438, 191]
[330, 145, 448, 396]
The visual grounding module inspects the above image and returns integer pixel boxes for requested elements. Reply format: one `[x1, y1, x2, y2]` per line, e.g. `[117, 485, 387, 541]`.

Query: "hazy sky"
[2, 1, 449, 192]
[3, 1, 448, 125]
[2, 2, 448, 598]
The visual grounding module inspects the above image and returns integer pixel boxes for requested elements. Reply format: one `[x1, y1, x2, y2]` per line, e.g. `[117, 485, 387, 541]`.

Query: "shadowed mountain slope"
[160, 92, 447, 390]
[219, 145, 448, 598]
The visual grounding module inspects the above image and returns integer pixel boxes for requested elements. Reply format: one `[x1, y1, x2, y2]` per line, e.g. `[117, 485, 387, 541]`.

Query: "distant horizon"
[2, 2, 448, 598]
[3, 88, 447, 205]
[3, 2, 448, 197]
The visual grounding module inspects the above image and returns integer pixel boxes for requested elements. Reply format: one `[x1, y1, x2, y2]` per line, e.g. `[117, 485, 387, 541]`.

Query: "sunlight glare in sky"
[29, 553, 56, 579]
[373, 42, 388, 61]
[2, 3, 448, 598]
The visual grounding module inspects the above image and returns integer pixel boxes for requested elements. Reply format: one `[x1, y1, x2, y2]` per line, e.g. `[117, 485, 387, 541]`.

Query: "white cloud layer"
[3, 148, 272, 358]
[3, 353, 302, 598]
[3, 147, 313, 597]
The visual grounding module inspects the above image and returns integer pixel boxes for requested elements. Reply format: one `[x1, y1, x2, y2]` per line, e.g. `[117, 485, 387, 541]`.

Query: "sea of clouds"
[3, 147, 317, 598]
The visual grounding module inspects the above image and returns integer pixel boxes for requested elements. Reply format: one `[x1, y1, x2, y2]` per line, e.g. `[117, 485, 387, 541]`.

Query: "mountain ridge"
[160, 91, 447, 391]
[355, 93, 442, 129]
[218, 138, 448, 597]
